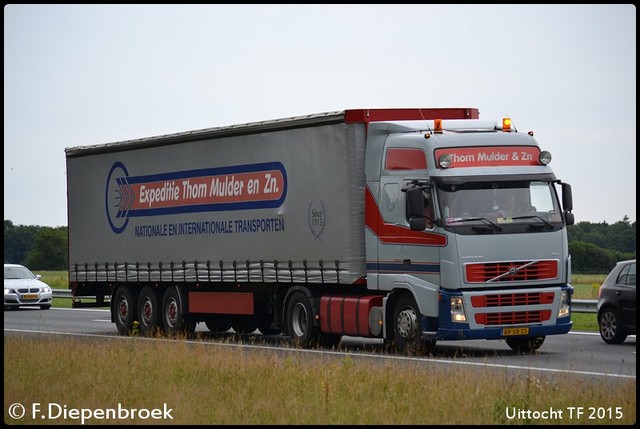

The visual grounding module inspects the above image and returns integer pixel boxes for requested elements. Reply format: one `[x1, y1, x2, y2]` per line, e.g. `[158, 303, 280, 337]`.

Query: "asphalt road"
[4, 307, 636, 384]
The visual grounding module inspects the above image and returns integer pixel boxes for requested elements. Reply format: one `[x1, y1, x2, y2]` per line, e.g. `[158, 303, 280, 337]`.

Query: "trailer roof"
[65, 108, 478, 158]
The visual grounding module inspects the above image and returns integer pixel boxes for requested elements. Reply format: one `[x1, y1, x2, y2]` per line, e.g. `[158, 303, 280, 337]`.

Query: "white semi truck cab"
[364, 115, 574, 353]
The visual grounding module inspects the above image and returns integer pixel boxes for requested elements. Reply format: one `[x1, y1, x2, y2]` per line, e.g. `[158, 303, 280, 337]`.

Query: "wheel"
[391, 293, 427, 355]
[137, 286, 162, 336]
[205, 316, 232, 333]
[40, 304, 51, 310]
[113, 287, 136, 336]
[161, 286, 195, 337]
[598, 307, 627, 344]
[285, 291, 319, 348]
[505, 336, 545, 353]
[231, 316, 258, 335]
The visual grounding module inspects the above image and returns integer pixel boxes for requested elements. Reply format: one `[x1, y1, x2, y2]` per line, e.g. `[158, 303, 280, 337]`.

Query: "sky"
[4, 4, 636, 227]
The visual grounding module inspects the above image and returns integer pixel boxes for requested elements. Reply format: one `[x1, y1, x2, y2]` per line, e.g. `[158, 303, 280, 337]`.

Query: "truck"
[65, 107, 575, 354]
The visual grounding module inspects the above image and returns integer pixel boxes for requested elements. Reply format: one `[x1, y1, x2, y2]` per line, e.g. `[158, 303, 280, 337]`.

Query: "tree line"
[567, 216, 635, 273]
[3, 217, 636, 273]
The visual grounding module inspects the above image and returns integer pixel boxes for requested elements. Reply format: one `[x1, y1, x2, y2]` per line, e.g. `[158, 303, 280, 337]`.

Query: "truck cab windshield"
[436, 181, 563, 232]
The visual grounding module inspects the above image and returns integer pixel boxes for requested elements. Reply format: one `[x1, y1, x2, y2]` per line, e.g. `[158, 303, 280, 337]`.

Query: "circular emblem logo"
[308, 200, 326, 241]
[105, 162, 130, 234]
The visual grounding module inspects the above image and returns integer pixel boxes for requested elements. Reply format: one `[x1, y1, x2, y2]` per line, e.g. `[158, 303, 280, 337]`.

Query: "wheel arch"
[597, 302, 617, 320]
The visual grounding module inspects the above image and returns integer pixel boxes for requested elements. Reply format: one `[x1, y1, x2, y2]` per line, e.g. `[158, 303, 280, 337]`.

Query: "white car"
[4, 263, 53, 310]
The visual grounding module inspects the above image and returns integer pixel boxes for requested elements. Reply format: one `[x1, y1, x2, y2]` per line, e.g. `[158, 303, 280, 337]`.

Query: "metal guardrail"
[52, 289, 598, 313]
[571, 299, 598, 314]
[52, 289, 110, 308]
[52, 289, 73, 298]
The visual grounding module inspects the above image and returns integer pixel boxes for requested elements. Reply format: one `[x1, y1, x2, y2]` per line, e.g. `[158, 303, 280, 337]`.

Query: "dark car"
[596, 259, 636, 344]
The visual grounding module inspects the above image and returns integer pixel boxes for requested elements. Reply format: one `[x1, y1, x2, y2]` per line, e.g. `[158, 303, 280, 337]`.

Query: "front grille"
[466, 260, 558, 283]
[475, 310, 551, 325]
[17, 288, 40, 293]
[471, 292, 555, 307]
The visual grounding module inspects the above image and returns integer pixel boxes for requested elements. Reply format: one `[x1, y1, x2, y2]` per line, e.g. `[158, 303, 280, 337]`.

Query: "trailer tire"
[137, 286, 162, 336]
[161, 286, 195, 337]
[391, 293, 426, 355]
[113, 287, 136, 336]
[505, 336, 545, 353]
[285, 291, 319, 348]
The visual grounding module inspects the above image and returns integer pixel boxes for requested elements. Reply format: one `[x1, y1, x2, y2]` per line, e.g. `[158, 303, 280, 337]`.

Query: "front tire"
[506, 336, 545, 353]
[391, 293, 427, 355]
[598, 307, 627, 344]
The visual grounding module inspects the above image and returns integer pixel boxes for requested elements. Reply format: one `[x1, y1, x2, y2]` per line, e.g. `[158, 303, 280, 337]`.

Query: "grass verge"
[4, 336, 635, 425]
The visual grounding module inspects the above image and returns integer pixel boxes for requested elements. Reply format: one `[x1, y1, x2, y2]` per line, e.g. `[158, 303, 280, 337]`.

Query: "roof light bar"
[502, 117, 512, 132]
[434, 119, 443, 134]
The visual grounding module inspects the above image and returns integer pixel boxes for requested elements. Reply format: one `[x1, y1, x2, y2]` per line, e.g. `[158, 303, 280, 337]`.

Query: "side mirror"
[561, 183, 573, 212]
[564, 211, 575, 226]
[406, 187, 424, 217]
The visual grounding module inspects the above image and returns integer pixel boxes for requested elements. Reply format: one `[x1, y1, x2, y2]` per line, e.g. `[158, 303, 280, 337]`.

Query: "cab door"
[375, 146, 444, 295]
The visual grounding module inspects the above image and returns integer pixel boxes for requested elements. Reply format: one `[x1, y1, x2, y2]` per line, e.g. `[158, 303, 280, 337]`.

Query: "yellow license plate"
[502, 327, 529, 336]
[22, 293, 38, 299]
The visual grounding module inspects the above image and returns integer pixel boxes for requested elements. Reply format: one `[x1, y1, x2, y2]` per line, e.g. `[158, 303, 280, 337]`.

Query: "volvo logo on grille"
[508, 267, 518, 276]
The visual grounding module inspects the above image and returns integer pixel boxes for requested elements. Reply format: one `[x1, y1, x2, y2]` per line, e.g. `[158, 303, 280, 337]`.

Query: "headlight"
[558, 290, 570, 318]
[4, 288, 12, 295]
[539, 150, 552, 165]
[438, 153, 452, 169]
[43, 286, 51, 293]
[450, 297, 467, 322]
